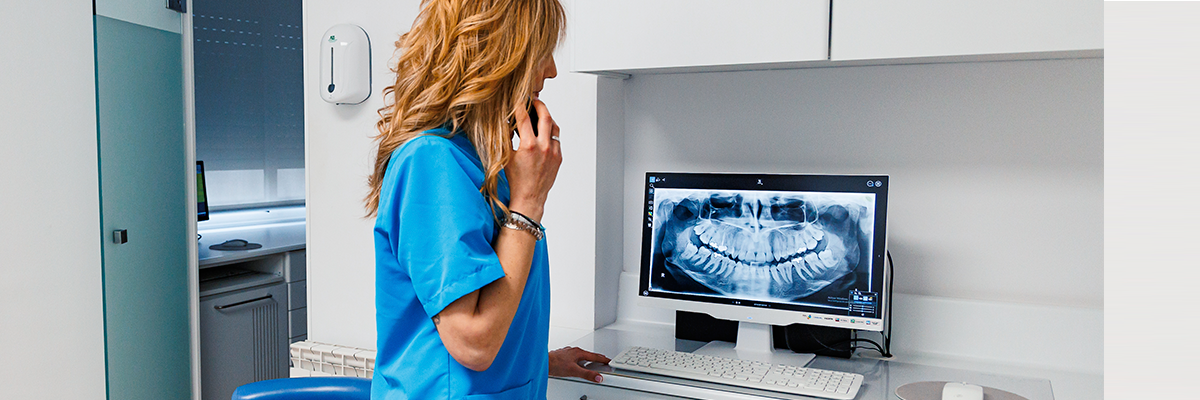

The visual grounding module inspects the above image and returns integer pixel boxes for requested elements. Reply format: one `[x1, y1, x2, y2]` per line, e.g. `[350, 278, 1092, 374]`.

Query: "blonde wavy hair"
[365, 0, 566, 219]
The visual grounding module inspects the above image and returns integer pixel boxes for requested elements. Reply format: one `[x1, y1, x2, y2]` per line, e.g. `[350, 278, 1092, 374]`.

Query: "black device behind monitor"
[197, 161, 209, 221]
[675, 310, 853, 358]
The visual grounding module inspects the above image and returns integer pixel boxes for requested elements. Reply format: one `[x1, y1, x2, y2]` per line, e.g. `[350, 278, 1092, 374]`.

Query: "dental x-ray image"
[649, 188, 876, 306]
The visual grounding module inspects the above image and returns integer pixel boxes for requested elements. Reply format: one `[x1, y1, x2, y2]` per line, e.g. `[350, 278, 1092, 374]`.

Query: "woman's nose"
[544, 56, 558, 80]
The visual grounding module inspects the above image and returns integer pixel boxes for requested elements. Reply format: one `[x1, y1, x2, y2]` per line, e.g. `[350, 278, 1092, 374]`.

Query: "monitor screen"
[639, 172, 888, 330]
[197, 161, 209, 222]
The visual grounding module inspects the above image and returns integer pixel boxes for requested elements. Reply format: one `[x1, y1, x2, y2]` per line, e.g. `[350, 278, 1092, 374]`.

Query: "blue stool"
[230, 377, 371, 400]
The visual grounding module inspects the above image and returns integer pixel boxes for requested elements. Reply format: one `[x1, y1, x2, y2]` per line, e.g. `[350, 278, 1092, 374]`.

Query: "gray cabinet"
[285, 250, 308, 342]
[550, 379, 688, 400]
[196, 220, 306, 399]
[199, 269, 289, 400]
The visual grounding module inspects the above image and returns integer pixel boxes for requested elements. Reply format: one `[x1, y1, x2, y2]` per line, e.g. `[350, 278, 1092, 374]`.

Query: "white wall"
[305, 0, 603, 349]
[304, 0, 418, 350]
[537, 14, 602, 332]
[593, 76, 626, 329]
[1106, 4, 1200, 399]
[0, 1, 108, 398]
[616, 58, 1103, 309]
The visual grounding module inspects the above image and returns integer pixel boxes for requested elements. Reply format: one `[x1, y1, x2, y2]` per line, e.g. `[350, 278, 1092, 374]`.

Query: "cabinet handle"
[215, 294, 273, 311]
[112, 229, 128, 244]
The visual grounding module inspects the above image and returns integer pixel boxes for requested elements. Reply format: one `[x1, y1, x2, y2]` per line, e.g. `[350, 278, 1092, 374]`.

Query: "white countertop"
[198, 206, 306, 268]
[553, 322, 1057, 400]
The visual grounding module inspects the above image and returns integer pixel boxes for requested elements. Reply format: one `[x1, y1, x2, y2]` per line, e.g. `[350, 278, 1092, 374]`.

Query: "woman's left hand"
[549, 346, 611, 383]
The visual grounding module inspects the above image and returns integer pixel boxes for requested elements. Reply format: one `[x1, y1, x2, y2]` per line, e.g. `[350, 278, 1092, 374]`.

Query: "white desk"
[198, 208, 307, 341]
[199, 220, 306, 268]
[550, 322, 1054, 400]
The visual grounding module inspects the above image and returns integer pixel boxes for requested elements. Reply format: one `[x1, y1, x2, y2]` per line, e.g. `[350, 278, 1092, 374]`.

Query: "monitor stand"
[691, 321, 816, 367]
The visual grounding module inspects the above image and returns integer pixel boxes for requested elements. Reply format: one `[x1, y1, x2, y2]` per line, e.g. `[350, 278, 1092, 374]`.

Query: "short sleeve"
[387, 136, 506, 318]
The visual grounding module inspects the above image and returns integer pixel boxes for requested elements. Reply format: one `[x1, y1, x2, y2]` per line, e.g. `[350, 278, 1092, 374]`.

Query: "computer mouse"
[942, 382, 984, 400]
[209, 239, 262, 251]
[221, 239, 249, 248]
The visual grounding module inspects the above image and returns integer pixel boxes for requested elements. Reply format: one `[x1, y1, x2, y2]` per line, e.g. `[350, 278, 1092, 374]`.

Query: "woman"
[364, 0, 609, 398]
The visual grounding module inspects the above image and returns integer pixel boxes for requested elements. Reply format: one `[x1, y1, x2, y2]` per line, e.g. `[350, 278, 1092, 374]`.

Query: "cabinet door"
[573, 0, 829, 72]
[94, 12, 190, 400]
[831, 0, 1102, 61]
[549, 379, 689, 400]
[200, 284, 289, 400]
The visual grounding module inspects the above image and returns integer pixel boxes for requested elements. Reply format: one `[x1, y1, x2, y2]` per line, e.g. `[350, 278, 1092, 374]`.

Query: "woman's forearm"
[473, 226, 537, 340]
[434, 226, 537, 371]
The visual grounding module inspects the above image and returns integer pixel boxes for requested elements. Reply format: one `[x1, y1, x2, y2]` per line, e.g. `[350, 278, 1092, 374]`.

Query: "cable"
[883, 250, 894, 357]
[849, 251, 896, 358]
[784, 251, 897, 358]
[850, 338, 884, 354]
[848, 328, 885, 354]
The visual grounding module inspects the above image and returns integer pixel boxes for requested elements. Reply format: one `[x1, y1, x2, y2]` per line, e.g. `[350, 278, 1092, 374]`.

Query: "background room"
[304, 0, 1101, 399]
[15, 0, 1175, 399]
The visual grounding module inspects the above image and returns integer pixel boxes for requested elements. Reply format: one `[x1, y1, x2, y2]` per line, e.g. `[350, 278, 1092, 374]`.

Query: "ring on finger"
[550, 136, 561, 141]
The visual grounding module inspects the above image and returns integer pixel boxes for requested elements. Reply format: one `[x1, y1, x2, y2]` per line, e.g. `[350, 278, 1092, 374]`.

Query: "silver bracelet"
[504, 211, 545, 241]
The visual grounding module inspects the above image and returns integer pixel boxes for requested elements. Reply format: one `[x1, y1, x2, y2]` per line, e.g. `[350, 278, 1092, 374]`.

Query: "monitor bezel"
[197, 161, 209, 222]
[637, 172, 889, 332]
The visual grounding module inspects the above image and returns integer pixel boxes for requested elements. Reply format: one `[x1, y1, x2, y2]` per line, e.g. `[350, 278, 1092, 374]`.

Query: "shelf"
[575, 49, 1102, 77]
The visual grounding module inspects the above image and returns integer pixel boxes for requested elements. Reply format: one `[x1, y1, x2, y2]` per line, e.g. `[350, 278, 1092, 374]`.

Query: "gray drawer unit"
[288, 280, 307, 310]
[290, 307, 308, 340]
[200, 269, 288, 400]
[285, 250, 306, 282]
[549, 378, 688, 400]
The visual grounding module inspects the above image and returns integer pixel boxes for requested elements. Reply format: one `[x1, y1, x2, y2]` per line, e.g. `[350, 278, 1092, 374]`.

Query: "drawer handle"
[215, 294, 273, 311]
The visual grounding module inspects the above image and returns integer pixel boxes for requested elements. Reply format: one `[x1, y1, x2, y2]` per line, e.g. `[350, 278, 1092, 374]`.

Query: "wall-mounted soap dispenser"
[320, 24, 371, 105]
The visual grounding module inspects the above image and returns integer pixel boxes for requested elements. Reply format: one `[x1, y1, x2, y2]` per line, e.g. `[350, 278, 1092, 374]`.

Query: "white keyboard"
[609, 346, 864, 400]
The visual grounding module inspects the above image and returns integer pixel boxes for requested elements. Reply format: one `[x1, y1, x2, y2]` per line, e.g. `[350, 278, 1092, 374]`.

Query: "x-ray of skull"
[649, 189, 876, 304]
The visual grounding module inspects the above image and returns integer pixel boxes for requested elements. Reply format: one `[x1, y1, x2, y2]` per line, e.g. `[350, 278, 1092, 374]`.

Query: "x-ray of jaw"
[651, 189, 875, 303]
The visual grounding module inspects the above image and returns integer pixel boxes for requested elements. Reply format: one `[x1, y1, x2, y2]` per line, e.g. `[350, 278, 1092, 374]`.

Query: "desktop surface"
[550, 324, 1053, 400]
[198, 207, 307, 268]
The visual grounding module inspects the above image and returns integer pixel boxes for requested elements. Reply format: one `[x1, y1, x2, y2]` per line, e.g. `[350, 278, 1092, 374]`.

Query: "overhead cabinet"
[572, 0, 831, 73]
[572, 0, 1101, 74]
[829, 0, 1102, 61]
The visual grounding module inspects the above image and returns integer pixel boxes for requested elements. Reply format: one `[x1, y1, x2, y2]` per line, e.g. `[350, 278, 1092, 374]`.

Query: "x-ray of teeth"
[649, 188, 875, 303]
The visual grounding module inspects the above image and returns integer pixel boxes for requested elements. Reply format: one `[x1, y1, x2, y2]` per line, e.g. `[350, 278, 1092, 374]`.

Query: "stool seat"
[230, 377, 371, 400]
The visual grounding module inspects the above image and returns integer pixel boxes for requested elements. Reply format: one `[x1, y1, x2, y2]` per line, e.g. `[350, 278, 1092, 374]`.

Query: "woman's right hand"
[506, 97, 561, 223]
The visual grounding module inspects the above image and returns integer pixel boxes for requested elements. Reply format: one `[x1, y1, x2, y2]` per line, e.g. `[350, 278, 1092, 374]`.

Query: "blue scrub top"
[372, 128, 550, 400]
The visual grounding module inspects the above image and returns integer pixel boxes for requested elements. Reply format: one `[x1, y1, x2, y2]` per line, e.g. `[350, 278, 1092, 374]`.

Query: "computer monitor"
[639, 172, 888, 362]
[197, 161, 209, 222]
